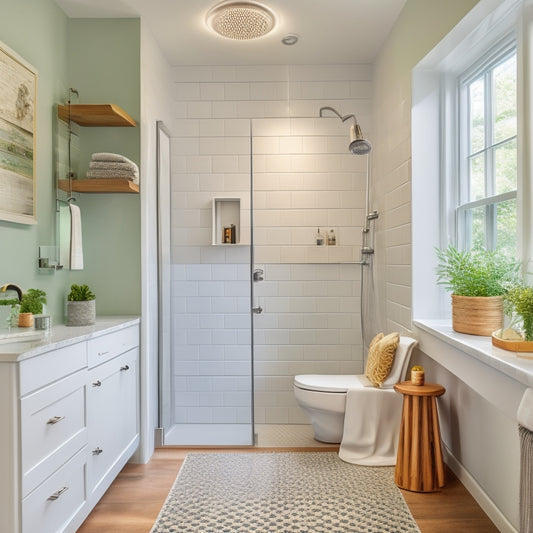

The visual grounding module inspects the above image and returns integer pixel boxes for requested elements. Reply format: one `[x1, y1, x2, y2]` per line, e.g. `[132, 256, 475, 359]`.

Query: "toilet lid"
[294, 374, 361, 393]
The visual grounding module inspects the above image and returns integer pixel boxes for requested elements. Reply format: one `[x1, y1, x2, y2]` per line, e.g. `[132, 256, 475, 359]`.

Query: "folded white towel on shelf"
[69, 203, 84, 270]
[86, 169, 137, 179]
[89, 160, 139, 176]
[91, 152, 137, 166]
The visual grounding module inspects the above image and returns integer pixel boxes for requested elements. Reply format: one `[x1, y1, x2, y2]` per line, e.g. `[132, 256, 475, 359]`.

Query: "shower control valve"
[253, 269, 264, 282]
[252, 306, 263, 314]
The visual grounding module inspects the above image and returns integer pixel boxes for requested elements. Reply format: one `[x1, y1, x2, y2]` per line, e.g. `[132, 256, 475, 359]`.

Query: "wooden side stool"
[393, 381, 446, 492]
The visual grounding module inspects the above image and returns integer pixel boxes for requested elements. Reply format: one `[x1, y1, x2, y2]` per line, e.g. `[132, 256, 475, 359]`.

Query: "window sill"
[414, 319, 533, 387]
[413, 319, 533, 419]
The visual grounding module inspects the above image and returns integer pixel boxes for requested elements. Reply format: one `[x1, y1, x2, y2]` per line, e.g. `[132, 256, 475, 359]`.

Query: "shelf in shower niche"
[211, 243, 249, 247]
[212, 197, 241, 245]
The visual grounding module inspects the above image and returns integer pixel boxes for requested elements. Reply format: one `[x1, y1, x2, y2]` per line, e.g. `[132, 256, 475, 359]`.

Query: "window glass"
[466, 206, 486, 250]
[494, 138, 517, 194]
[459, 46, 517, 254]
[469, 77, 485, 154]
[496, 198, 517, 256]
[469, 153, 485, 201]
[493, 54, 517, 144]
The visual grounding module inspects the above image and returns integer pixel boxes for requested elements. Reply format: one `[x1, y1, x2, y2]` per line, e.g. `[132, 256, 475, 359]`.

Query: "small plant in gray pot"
[66, 284, 96, 326]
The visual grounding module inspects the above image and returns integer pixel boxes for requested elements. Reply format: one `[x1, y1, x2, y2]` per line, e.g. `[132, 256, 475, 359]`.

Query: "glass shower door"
[159, 120, 254, 446]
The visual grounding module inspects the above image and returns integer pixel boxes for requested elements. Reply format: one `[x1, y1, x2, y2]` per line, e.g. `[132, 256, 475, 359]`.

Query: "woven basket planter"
[66, 300, 95, 326]
[452, 294, 503, 336]
[18, 312, 34, 328]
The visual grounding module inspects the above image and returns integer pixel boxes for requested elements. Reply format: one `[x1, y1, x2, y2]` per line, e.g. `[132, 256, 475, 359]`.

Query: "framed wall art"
[0, 40, 37, 224]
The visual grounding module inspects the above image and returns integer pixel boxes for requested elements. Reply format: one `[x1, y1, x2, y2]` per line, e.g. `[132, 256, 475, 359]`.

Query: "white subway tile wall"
[171, 64, 372, 424]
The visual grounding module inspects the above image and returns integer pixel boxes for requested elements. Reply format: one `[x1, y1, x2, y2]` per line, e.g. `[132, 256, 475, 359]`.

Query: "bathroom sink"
[0, 329, 44, 344]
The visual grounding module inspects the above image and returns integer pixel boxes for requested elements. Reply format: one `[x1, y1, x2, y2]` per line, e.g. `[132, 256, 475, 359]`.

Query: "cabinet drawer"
[19, 342, 87, 396]
[87, 325, 139, 368]
[22, 447, 86, 533]
[21, 371, 87, 496]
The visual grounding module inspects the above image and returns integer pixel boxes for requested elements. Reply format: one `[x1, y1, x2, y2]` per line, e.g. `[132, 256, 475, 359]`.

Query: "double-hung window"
[457, 42, 517, 257]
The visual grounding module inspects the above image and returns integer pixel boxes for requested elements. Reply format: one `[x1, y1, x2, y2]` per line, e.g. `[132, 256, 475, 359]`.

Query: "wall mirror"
[49, 100, 80, 270]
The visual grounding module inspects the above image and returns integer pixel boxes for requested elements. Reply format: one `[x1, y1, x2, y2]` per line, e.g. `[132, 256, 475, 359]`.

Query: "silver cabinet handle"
[98, 350, 109, 356]
[48, 486, 68, 501]
[120, 365, 130, 371]
[92, 380, 102, 387]
[47, 416, 65, 425]
[252, 306, 263, 314]
[92, 447, 103, 455]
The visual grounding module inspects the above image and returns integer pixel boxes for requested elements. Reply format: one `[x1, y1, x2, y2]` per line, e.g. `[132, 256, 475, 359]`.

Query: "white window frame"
[456, 40, 518, 252]
[412, 0, 526, 322]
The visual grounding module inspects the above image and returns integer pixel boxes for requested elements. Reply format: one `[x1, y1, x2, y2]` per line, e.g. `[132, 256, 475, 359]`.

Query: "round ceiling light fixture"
[206, 1, 277, 41]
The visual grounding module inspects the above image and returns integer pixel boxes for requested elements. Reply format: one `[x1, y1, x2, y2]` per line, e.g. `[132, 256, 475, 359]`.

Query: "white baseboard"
[445, 446, 517, 533]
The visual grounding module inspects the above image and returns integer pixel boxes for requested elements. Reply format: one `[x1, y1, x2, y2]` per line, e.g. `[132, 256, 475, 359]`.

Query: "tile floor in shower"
[255, 424, 338, 448]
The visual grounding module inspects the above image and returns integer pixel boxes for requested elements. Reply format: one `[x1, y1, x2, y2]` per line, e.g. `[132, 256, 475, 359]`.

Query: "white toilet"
[293, 336, 417, 443]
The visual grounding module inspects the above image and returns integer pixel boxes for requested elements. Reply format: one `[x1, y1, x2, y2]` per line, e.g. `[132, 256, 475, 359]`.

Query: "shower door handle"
[252, 306, 263, 314]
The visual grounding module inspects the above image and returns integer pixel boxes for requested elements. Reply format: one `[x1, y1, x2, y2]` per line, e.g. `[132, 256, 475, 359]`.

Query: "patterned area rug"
[151, 452, 420, 532]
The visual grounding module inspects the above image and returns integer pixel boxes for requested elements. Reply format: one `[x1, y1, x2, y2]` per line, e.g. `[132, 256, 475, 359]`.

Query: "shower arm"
[319, 106, 359, 126]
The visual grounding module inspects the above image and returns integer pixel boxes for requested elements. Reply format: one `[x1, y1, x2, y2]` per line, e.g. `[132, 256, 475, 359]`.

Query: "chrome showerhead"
[349, 124, 372, 155]
[319, 106, 372, 155]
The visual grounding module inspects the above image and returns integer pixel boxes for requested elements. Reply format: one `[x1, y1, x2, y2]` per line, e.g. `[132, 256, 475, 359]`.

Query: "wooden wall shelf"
[57, 104, 137, 127]
[58, 179, 139, 194]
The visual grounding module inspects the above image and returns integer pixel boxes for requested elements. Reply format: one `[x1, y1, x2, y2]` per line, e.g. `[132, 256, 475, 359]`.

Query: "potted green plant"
[66, 284, 96, 326]
[18, 288, 47, 327]
[435, 245, 520, 336]
[493, 284, 533, 351]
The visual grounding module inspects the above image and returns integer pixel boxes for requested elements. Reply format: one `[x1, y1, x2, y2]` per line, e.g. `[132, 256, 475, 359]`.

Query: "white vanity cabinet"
[0, 318, 140, 533]
[86, 327, 139, 505]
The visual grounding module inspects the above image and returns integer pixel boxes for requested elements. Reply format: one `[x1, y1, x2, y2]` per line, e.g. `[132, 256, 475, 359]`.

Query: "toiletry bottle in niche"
[230, 224, 236, 244]
[316, 228, 324, 246]
[328, 229, 336, 246]
[223, 227, 231, 243]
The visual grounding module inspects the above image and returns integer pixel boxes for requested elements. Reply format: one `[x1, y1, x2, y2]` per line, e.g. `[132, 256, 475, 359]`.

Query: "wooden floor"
[78, 447, 500, 533]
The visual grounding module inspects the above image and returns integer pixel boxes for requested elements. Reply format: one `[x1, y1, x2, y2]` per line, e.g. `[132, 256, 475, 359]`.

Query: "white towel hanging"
[69, 203, 84, 270]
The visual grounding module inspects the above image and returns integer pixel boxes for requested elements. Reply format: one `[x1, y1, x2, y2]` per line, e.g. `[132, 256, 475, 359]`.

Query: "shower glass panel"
[251, 117, 367, 431]
[162, 121, 253, 446]
[161, 114, 372, 446]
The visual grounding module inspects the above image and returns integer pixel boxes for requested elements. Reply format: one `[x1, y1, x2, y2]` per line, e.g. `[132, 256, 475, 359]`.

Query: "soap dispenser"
[315, 228, 325, 246]
[328, 229, 336, 246]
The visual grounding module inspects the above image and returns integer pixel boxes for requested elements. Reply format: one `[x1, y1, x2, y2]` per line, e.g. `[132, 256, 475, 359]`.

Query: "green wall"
[0, 3, 141, 323]
[0, 0, 70, 321]
[67, 19, 141, 316]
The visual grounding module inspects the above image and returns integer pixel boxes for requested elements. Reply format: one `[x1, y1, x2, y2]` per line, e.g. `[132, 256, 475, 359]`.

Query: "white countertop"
[0, 316, 140, 362]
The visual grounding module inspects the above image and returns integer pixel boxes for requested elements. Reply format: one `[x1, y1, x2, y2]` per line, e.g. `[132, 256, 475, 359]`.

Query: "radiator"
[518, 389, 533, 533]
[520, 425, 533, 533]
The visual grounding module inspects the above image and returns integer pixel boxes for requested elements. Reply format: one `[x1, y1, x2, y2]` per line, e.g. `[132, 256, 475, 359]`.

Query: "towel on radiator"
[338, 387, 404, 466]
[69, 203, 84, 270]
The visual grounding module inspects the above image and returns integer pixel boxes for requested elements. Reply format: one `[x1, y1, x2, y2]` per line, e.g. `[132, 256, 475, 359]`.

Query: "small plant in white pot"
[66, 284, 95, 326]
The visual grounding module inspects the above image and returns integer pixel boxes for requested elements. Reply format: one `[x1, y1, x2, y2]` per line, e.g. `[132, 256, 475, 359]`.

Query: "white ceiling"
[54, 0, 407, 66]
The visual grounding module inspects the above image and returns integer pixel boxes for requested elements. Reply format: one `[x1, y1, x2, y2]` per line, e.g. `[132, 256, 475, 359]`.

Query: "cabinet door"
[86, 348, 138, 498]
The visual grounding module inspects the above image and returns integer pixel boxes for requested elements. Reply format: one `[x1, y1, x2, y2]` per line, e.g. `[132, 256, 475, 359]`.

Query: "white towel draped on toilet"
[69, 203, 84, 270]
[338, 387, 403, 466]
